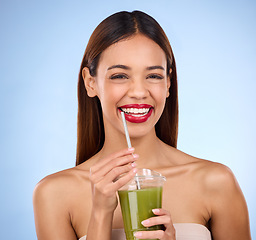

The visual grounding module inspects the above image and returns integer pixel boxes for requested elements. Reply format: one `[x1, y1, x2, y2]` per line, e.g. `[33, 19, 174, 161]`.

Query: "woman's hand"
[89, 148, 138, 213]
[134, 209, 176, 240]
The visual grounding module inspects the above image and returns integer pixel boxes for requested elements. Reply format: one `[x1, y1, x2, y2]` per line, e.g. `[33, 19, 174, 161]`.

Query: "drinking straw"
[121, 111, 141, 189]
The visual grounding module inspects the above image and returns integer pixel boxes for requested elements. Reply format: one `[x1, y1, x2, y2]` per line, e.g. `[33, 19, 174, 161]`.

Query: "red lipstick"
[118, 104, 153, 123]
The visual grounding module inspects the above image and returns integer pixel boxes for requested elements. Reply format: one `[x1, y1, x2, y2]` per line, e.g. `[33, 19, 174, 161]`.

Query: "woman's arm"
[207, 164, 251, 240]
[33, 176, 78, 240]
[33, 148, 137, 240]
[86, 148, 138, 240]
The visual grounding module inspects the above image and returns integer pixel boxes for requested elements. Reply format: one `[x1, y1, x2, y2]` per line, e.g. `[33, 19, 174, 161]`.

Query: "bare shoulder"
[165, 147, 251, 238]
[33, 166, 91, 213]
[197, 161, 251, 238]
[35, 166, 89, 193]
[201, 161, 238, 191]
[33, 166, 92, 239]
[190, 157, 240, 195]
[168, 146, 240, 192]
[176, 148, 246, 205]
[165, 145, 241, 195]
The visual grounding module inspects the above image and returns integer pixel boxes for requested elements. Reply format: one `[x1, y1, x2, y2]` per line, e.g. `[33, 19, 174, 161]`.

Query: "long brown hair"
[76, 10, 178, 165]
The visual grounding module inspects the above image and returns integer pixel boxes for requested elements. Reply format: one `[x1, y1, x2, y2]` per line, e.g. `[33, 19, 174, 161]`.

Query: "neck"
[99, 127, 167, 169]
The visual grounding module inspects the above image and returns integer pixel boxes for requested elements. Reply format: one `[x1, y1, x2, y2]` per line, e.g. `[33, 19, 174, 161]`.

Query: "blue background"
[0, 0, 255, 239]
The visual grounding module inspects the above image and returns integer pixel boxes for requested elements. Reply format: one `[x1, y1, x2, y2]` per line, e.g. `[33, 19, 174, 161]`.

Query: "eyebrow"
[146, 66, 165, 71]
[107, 65, 165, 71]
[107, 65, 131, 70]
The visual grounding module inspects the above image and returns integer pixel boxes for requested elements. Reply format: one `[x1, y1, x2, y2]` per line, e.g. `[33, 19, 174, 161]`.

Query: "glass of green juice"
[118, 168, 166, 240]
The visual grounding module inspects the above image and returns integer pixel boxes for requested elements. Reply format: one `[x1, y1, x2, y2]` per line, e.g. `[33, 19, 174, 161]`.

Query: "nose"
[127, 79, 149, 100]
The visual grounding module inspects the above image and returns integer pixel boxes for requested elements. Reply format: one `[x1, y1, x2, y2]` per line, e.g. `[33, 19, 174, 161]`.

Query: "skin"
[33, 34, 251, 240]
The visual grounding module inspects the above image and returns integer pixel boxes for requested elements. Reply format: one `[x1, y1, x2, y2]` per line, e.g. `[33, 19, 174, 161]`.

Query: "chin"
[128, 127, 156, 139]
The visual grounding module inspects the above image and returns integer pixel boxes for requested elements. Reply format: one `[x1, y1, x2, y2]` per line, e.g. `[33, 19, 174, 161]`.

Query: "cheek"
[98, 83, 126, 110]
[152, 84, 168, 101]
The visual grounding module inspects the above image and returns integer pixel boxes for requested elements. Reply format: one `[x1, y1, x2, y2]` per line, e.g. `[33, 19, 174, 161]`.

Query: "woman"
[33, 11, 251, 240]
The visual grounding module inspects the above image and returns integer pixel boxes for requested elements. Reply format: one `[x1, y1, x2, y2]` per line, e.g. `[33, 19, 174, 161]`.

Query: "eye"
[147, 74, 164, 80]
[110, 74, 128, 80]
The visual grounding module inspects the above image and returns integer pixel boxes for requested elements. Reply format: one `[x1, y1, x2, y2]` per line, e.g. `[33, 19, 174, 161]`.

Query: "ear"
[166, 68, 172, 98]
[82, 67, 97, 97]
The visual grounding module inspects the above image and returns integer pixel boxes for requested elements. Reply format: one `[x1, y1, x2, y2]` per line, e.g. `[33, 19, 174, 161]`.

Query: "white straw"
[121, 111, 140, 189]
[121, 111, 132, 149]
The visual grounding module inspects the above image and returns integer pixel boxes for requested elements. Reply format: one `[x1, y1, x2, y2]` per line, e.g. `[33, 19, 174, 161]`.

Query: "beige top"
[79, 223, 212, 240]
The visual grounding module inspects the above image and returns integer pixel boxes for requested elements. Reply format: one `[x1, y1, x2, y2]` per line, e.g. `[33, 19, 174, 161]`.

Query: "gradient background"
[1, 0, 255, 239]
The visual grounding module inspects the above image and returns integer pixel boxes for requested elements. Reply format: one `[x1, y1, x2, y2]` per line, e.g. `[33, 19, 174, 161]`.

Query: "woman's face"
[84, 34, 170, 138]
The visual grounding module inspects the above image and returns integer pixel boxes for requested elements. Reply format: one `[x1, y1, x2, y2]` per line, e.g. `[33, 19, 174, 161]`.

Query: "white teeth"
[130, 112, 148, 117]
[120, 107, 151, 115]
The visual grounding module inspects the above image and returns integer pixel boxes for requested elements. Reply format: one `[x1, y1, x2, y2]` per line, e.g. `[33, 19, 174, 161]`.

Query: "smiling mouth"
[118, 104, 153, 117]
[118, 104, 153, 123]
[119, 107, 151, 117]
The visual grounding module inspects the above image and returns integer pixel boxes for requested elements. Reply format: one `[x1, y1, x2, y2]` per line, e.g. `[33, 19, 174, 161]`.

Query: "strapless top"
[79, 223, 212, 240]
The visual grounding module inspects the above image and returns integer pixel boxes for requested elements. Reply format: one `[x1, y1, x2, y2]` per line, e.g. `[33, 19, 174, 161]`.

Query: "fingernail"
[141, 219, 149, 226]
[134, 232, 142, 237]
[152, 209, 160, 214]
[128, 147, 134, 152]
[131, 162, 137, 168]
[132, 153, 139, 159]
[133, 168, 137, 173]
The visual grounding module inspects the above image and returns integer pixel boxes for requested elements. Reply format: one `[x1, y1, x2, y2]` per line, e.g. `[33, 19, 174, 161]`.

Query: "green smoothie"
[118, 187, 163, 240]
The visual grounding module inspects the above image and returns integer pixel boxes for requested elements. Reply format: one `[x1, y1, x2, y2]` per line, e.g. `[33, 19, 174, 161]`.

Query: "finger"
[134, 230, 165, 239]
[94, 168, 137, 197]
[141, 215, 171, 227]
[95, 153, 138, 176]
[112, 167, 137, 190]
[142, 209, 174, 233]
[152, 208, 171, 216]
[90, 154, 138, 183]
[92, 148, 135, 171]
[102, 162, 137, 184]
